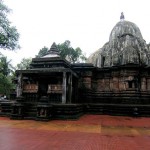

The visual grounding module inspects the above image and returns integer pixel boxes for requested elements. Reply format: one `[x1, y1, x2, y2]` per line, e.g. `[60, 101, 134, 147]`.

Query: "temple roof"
[109, 20, 143, 42]
[42, 42, 60, 58]
[16, 68, 78, 77]
[87, 17, 150, 68]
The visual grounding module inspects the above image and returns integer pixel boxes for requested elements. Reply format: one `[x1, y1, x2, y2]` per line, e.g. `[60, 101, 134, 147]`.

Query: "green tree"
[35, 46, 49, 58]
[57, 40, 87, 63]
[0, 0, 20, 50]
[0, 54, 14, 76]
[36, 40, 87, 63]
[0, 73, 13, 97]
[0, 53, 15, 97]
[16, 58, 32, 70]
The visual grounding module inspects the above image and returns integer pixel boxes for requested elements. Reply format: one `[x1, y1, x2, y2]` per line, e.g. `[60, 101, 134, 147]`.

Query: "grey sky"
[2, 0, 150, 66]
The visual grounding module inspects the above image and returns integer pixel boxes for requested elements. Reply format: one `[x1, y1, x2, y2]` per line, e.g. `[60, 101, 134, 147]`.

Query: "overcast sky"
[2, 0, 150, 66]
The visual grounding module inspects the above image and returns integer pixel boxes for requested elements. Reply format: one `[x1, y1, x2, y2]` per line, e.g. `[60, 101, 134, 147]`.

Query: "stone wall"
[77, 64, 150, 104]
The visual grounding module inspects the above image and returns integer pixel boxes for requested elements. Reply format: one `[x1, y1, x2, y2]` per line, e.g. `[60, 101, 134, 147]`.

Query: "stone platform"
[0, 115, 149, 150]
[1, 100, 150, 120]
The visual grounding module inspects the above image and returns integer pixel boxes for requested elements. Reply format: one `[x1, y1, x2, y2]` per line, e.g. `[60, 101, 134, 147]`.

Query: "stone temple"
[1, 14, 150, 120]
[88, 20, 150, 67]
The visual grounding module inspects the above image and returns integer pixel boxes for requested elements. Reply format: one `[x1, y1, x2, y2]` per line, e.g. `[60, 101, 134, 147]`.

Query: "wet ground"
[0, 115, 150, 150]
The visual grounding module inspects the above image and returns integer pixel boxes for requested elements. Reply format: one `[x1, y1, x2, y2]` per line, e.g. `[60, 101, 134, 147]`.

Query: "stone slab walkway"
[0, 115, 150, 150]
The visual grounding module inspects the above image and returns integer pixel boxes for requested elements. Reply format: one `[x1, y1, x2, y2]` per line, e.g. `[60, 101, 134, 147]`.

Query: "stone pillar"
[141, 77, 146, 91]
[68, 73, 72, 103]
[146, 78, 150, 91]
[62, 72, 67, 104]
[16, 74, 23, 97]
[104, 78, 110, 91]
[112, 77, 119, 91]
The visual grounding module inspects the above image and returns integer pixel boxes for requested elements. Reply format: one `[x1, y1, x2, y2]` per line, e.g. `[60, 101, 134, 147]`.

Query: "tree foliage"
[0, 73, 13, 97]
[0, 53, 14, 97]
[16, 58, 32, 70]
[0, 54, 14, 76]
[35, 46, 49, 58]
[0, 0, 20, 50]
[57, 40, 87, 63]
[36, 40, 87, 63]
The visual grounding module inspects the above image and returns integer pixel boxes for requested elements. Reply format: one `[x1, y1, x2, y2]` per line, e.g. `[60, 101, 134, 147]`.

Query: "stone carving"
[88, 19, 150, 67]
[120, 12, 125, 20]
[16, 74, 22, 97]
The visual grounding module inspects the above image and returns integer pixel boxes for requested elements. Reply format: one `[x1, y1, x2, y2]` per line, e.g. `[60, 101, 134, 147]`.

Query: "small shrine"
[16, 43, 78, 104]
[11, 43, 81, 120]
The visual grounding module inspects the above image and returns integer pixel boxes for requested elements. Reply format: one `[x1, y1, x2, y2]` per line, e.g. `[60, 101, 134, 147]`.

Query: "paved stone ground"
[0, 115, 150, 150]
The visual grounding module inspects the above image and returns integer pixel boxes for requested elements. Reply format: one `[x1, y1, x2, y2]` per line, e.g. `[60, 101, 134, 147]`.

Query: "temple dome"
[109, 21, 143, 42]
[87, 20, 150, 67]
[86, 49, 100, 66]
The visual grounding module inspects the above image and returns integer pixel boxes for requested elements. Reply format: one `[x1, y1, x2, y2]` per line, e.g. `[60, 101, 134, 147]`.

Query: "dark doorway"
[128, 81, 133, 88]
[39, 82, 48, 96]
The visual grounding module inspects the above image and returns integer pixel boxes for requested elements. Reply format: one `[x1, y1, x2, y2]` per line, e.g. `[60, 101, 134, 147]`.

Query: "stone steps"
[53, 104, 83, 119]
[0, 101, 12, 116]
[86, 103, 150, 116]
[23, 103, 37, 119]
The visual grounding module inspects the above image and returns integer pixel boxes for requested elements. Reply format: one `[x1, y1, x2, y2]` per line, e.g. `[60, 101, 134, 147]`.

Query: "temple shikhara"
[1, 14, 150, 120]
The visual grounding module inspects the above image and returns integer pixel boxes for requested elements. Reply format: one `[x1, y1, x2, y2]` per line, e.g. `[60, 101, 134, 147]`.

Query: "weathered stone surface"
[87, 49, 100, 66]
[88, 20, 150, 67]
[4, 17, 150, 120]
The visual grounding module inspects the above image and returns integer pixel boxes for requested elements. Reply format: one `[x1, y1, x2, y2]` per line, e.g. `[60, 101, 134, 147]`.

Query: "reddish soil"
[0, 115, 149, 150]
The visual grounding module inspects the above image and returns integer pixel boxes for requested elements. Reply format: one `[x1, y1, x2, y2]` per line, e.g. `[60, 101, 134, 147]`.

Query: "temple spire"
[42, 42, 60, 58]
[48, 42, 60, 55]
[120, 12, 125, 21]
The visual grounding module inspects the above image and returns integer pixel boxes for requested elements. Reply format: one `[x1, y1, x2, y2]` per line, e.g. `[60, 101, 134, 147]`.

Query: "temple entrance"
[38, 82, 48, 97]
[37, 74, 63, 102]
